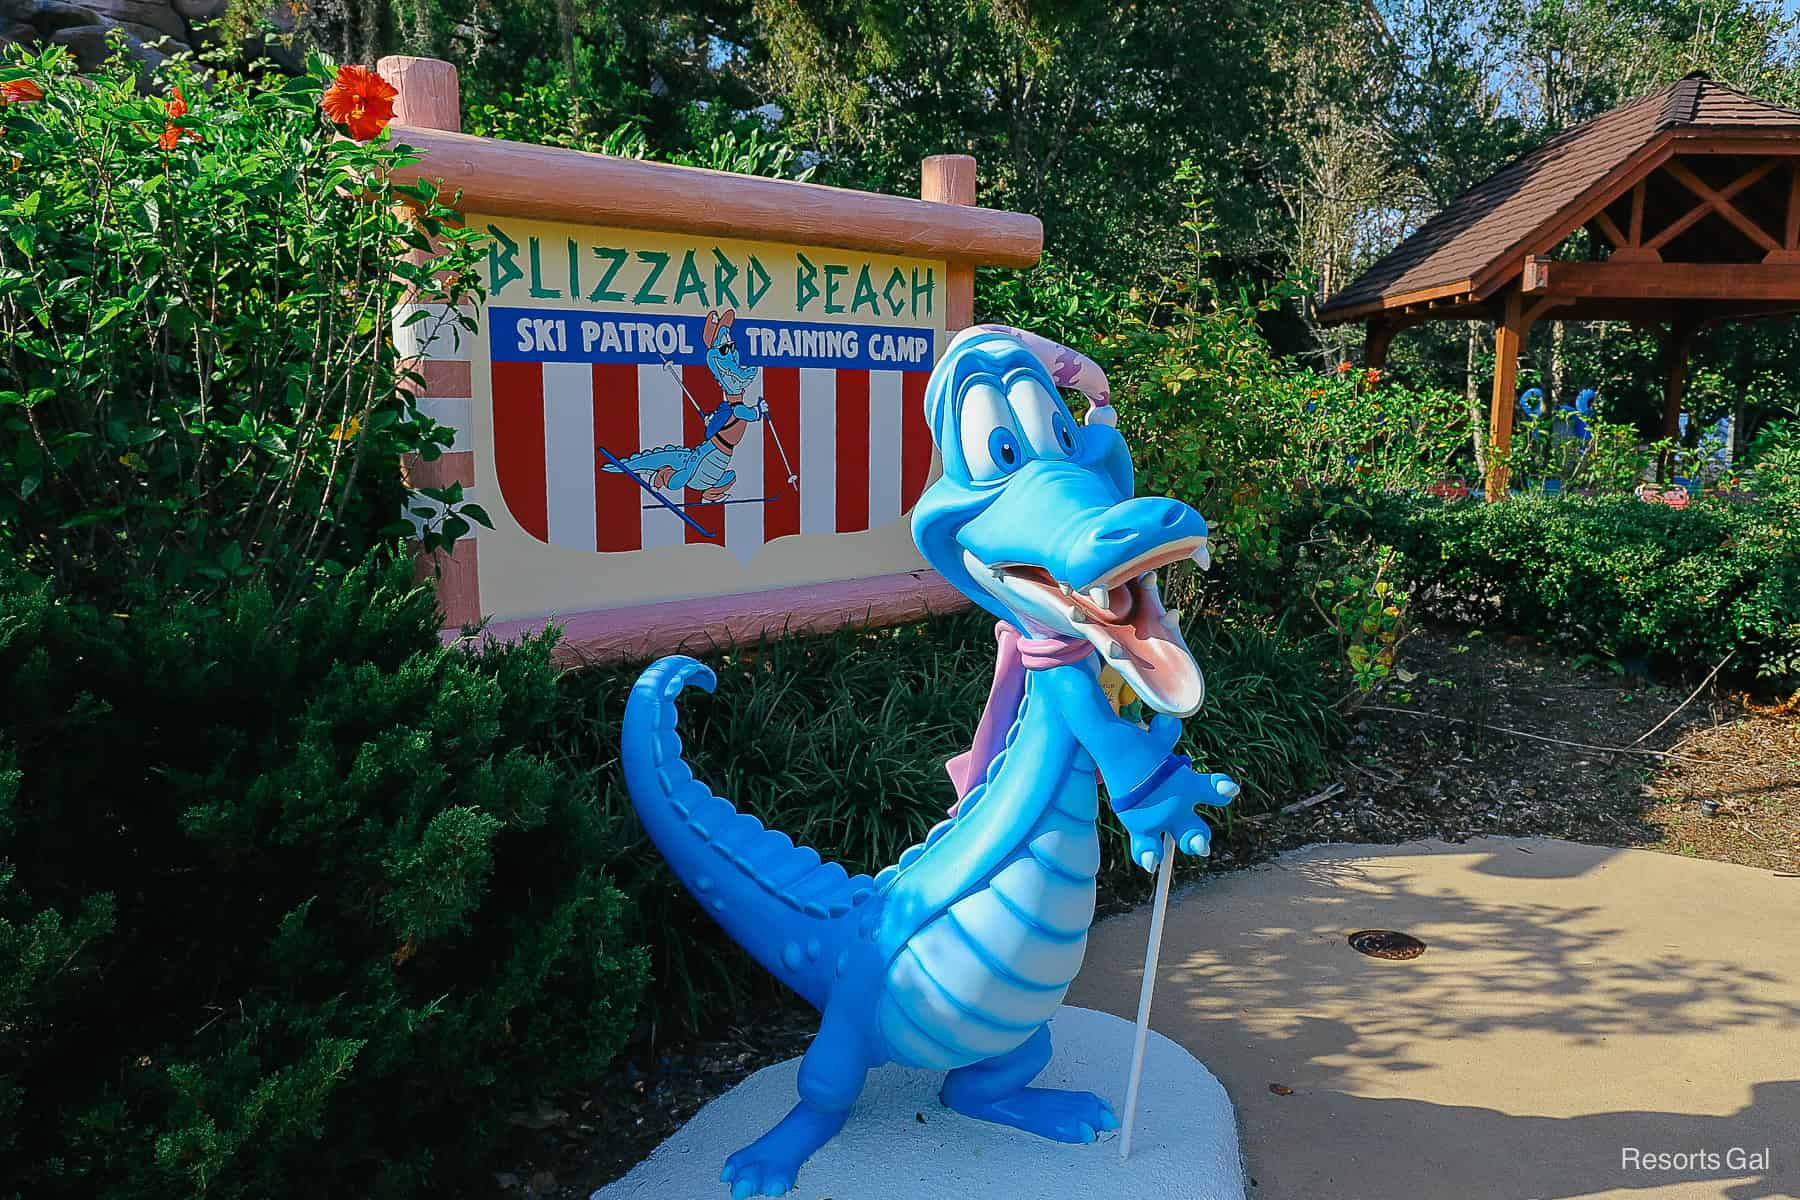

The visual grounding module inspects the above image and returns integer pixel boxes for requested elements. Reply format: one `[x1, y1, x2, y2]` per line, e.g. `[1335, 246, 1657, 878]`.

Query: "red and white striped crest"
[491, 362, 934, 560]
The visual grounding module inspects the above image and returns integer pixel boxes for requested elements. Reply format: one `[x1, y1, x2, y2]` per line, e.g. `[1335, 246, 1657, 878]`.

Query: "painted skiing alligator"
[603, 308, 763, 501]
[621, 327, 1236, 1198]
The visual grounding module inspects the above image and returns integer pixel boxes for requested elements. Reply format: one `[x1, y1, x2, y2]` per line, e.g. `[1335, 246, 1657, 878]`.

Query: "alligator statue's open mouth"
[980, 534, 1209, 717]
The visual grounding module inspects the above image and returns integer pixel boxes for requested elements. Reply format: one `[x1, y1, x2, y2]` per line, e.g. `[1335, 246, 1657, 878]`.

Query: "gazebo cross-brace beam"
[1650, 159, 1780, 255]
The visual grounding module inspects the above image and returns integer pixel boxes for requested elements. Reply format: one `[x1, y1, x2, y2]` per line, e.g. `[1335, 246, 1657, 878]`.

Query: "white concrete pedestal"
[594, 1006, 1245, 1199]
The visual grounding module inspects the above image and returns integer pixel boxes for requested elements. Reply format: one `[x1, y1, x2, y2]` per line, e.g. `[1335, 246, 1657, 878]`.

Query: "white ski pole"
[1118, 831, 1176, 1160]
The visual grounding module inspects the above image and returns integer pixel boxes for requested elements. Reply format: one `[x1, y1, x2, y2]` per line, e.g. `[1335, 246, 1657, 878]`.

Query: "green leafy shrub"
[0, 553, 646, 1200]
[1054, 200, 1456, 699]
[976, 252, 1126, 351]
[1496, 408, 1656, 495]
[1082, 192, 1472, 598]
[1748, 416, 1800, 501]
[467, 51, 814, 180]
[551, 607, 1345, 1029]
[0, 47, 487, 613]
[1337, 492, 1800, 685]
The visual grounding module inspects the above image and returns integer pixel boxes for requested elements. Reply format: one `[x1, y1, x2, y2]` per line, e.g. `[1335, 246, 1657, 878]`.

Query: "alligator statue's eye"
[959, 381, 1027, 482]
[1008, 378, 1075, 460]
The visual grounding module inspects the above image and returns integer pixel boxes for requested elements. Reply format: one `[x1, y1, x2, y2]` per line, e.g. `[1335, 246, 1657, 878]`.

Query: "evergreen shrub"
[0, 554, 646, 1200]
[1337, 492, 1800, 684]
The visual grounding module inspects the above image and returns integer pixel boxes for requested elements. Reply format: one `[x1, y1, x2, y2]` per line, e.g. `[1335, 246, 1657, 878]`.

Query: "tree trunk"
[358, 0, 380, 67]
[1550, 319, 1565, 409]
[1466, 320, 1487, 479]
[557, 0, 581, 131]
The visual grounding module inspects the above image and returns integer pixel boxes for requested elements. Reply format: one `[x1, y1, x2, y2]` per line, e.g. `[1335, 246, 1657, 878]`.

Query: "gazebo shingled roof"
[1318, 74, 1800, 498]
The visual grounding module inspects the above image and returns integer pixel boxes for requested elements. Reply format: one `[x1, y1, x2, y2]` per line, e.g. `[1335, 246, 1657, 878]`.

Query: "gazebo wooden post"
[1485, 289, 1528, 500]
[1656, 319, 1697, 482]
[1659, 320, 1696, 438]
[1364, 321, 1396, 372]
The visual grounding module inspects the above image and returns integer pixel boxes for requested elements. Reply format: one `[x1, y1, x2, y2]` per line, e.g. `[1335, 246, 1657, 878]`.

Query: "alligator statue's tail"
[601, 444, 693, 474]
[621, 656, 876, 1012]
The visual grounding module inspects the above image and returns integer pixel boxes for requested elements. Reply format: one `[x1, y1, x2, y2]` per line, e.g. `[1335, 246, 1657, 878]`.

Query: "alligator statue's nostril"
[1095, 527, 1136, 543]
[1158, 502, 1187, 527]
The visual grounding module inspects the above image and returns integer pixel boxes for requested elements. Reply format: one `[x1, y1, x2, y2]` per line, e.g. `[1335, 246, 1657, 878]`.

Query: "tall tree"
[752, 0, 1318, 282]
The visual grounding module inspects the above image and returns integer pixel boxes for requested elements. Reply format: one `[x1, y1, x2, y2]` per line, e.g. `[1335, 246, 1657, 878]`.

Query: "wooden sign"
[466, 215, 944, 614]
[380, 56, 1041, 660]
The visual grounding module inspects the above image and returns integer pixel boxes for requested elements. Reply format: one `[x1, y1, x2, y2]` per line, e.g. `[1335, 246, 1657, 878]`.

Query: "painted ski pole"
[1118, 830, 1176, 1160]
[659, 356, 709, 417]
[761, 398, 799, 487]
[596, 445, 714, 538]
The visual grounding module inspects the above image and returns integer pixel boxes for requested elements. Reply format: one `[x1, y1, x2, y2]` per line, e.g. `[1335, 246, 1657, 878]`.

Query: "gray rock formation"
[1, 1, 296, 73]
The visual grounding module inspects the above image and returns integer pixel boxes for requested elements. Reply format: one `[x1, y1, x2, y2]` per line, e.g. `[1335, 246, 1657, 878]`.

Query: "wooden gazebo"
[1317, 74, 1800, 497]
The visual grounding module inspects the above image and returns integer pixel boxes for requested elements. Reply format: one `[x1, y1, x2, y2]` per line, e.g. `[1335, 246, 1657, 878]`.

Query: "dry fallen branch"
[1360, 706, 1710, 762]
[1629, 650, 1736, 748]
[1242, 782, 1347, 824]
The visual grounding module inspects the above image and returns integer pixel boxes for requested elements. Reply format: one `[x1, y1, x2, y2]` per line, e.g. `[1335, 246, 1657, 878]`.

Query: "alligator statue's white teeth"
[1165, 607, 1183, 630]
[1065, 605, 1090, 625]
[1191, 539, 1211, 571]
[1057, 582, 1074, 596]
[1087, 586, 1110, 610]
[1105, 639, 1131, 661]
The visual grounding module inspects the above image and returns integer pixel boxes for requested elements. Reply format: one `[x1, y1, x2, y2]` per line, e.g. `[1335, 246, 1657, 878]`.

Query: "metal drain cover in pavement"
[1348, 929, 1426, 960]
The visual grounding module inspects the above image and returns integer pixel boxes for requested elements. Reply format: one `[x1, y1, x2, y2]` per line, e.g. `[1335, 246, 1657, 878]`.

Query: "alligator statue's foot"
[721, 1012, 871, 1197]
[940, 1024, 1120, 1143]
[720, 1100, 848, 1198]
[946, 1083, 1120, 1143]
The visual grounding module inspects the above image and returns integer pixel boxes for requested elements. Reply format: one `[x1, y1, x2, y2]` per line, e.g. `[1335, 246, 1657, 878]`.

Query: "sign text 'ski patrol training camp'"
[464, 215, 948, 623]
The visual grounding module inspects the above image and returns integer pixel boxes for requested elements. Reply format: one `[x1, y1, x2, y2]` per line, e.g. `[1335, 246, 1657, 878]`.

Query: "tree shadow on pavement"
[1072, 839, 1799, 1200]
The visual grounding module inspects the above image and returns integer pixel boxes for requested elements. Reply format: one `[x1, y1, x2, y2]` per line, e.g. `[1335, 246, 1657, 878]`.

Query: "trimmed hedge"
[0, 555, 646, 1200]
[1333, 492, 1800, 684]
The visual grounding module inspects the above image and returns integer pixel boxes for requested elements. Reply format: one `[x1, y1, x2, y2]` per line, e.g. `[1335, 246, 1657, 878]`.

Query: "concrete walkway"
[1068, 838, 1799, 1200]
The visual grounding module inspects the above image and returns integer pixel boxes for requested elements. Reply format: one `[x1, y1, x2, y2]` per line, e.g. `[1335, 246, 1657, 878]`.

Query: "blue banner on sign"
[490, 306, 935, 371]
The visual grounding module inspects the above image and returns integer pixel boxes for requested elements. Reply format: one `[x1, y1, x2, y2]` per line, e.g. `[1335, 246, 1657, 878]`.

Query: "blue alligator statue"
[620, 327, 1236, 1198]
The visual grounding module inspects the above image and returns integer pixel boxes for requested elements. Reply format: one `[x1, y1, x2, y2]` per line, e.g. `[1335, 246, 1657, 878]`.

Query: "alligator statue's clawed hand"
[620, 326, 1236, 1197]
[1112, 714, 1240, 868]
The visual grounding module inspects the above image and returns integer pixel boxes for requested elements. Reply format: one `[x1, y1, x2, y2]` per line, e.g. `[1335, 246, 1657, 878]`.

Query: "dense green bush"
[1747, 416, 1800, 501]
[1335, 492, 1800, 684]
[0, 553, 646, 1200]
[0, 47, 487, 613]
[976, 252, 1126, 351]
[551, 607, 1346, 1030]
[1496, 407, 1662, 495]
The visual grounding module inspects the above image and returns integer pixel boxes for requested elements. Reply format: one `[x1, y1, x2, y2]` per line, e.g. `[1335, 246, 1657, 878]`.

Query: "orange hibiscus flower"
[322, 65, 399, 142]
[158, 85, 200, 150]
[1, 78, 44, 105]
[1337, 360, 1353, 374]
[1364, 368, 1381, 385]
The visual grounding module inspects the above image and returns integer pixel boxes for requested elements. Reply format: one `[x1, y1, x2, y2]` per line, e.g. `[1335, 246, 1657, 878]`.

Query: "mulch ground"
[496, 624, 1798, 1199]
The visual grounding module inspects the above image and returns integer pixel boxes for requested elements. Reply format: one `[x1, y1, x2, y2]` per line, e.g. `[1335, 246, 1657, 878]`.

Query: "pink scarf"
[945, 622, 1094, 814]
